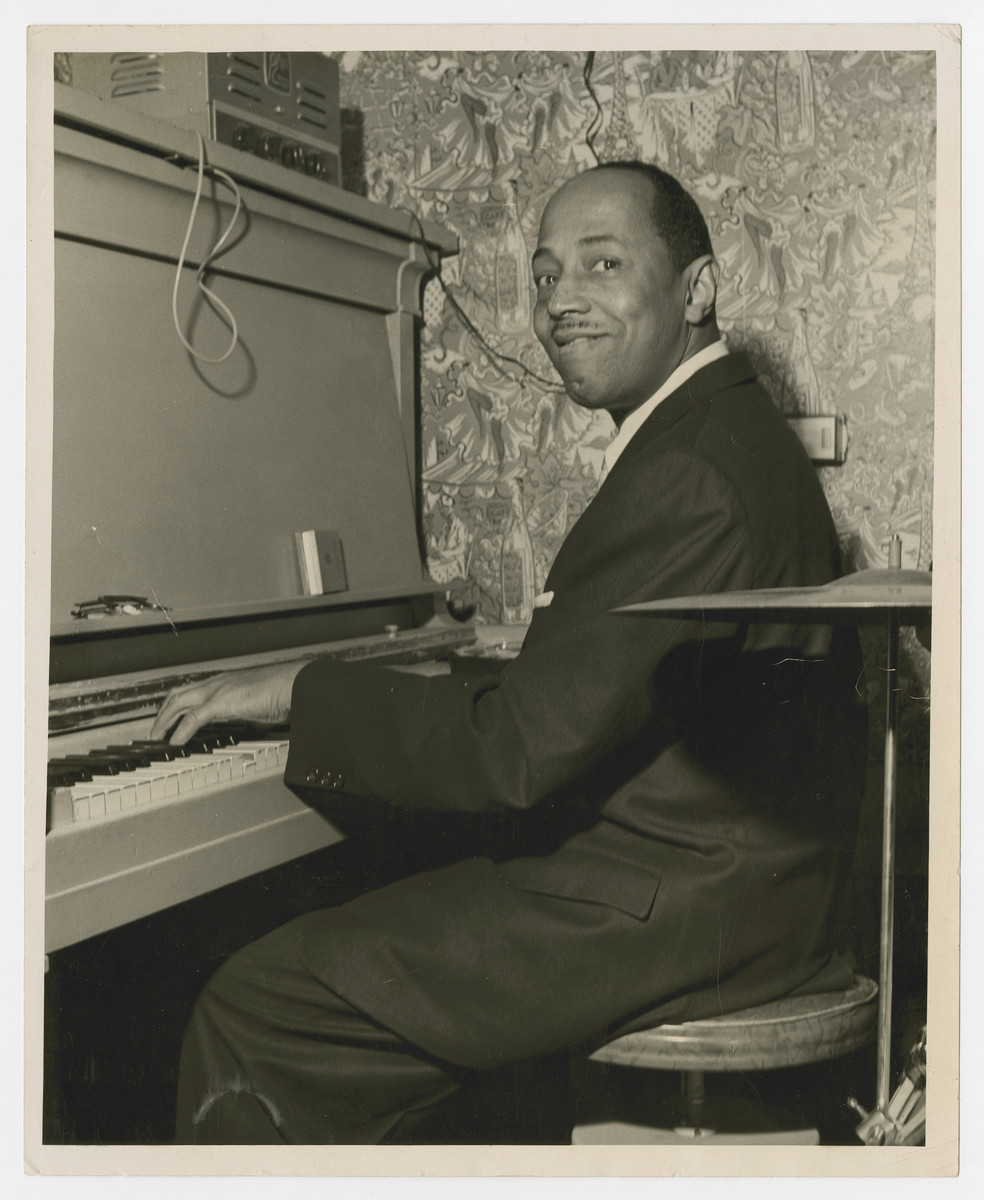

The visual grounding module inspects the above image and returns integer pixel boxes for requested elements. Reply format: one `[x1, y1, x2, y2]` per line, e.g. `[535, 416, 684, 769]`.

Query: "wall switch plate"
[787, 414, 849, 464]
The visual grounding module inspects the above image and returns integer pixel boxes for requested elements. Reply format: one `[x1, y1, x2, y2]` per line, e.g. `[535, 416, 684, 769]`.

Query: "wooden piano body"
[40, 81, 470, 955]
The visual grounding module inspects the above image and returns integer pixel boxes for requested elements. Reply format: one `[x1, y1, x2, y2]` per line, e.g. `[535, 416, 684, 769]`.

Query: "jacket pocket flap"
[510, 855, 660, 920]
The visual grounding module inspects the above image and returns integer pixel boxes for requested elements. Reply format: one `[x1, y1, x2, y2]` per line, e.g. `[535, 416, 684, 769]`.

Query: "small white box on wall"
[787, 414, 849, 465]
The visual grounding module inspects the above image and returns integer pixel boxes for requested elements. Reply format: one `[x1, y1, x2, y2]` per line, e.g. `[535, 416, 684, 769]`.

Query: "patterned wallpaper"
[334, 49, 935, 609]
[335, 49, 935, 823]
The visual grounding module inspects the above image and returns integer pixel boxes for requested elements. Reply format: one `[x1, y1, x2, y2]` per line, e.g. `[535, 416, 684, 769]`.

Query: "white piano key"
[84, 777, 122, 814]
[160, 770, 181, 798]
[92, 776, 122, 814]
[128, 772, 154, 806]
[182, 754, 220, 787]
[72, 793, 93, 822]
[129, 768, 167, 802]
[93, 771, 149, 808]
[221, 744, 261, 769]
[233, 742, 282, 772]
[131, 766, 181, 799]
[109, 765, 159, 797]
[48, 788, 75, 828]
[182, 752, 228, 784]
[69, 781, 106, 818]
[208, 750, 255, 780]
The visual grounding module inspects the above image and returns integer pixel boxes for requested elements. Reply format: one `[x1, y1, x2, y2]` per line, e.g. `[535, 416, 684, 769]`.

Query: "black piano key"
[61, 750, 153, 773]
[210, 722, 274, 740]
[126, 740, 193, 760]
[47, 772, 77, 789]
[87, 751, 154, 770]
[203, 725, 244, 743]
[206, 721, 287, 743]
[61, 755, 123, 775]
[103, 743, 180, 765]
[186, 731, 238, 752]
[47, 761, 95, 785]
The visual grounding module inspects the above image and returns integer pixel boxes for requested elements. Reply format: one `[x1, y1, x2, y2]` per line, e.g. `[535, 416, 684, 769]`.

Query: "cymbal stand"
[850, 540, 927, 1146]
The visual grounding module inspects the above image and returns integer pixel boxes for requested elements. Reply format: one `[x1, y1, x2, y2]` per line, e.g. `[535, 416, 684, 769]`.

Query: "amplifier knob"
[231, 124, 255, 152]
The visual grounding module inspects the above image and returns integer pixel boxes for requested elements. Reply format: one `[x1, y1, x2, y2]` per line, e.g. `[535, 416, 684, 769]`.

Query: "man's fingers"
[149, 702, 177, 741]
[150, 691, 194, 740]
[168, 710, 206, 746]
[150, 683, 214, 741]
[150, 662, 298, 743]
[150, 702, 196, 744]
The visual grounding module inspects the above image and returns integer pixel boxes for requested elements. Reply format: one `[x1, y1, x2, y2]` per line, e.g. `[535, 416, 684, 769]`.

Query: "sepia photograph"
[20, 14, 962, 1181]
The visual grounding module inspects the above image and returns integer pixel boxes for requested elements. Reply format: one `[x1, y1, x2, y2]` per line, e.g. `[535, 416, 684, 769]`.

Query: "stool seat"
[589, 975, 878, 1073]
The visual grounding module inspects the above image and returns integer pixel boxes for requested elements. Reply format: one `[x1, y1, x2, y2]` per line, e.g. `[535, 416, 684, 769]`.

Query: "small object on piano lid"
[294, 530, 348, 596]
[71, 594, 172, 619]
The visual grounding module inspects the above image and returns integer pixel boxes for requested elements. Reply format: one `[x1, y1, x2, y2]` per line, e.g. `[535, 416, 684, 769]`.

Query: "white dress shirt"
[600, 340, 730, 481]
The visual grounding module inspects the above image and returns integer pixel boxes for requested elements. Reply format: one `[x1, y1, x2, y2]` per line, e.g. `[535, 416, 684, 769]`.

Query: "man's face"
[532, 171, 692, 420]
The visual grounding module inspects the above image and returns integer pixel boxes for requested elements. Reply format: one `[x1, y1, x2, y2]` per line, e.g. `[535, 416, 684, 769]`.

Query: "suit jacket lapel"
[616, 351, 759, 468]
[538, 353, 761, 599]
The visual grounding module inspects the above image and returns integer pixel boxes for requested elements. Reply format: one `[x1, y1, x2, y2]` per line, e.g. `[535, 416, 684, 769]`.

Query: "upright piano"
[40, 82, 475, 956]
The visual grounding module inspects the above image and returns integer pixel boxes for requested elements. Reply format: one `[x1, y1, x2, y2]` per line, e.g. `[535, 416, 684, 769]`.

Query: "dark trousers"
[175, 913, 469, 1144]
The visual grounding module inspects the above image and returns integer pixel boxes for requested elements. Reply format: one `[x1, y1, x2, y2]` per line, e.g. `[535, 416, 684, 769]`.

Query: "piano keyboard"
[47, 725, 291, 830]
[42, 622, 515, 954]
[44, 713, 343, 954]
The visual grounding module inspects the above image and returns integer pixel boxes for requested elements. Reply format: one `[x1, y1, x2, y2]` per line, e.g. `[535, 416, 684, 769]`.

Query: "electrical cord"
[172, 132, 244, 364]
[398, 52, 602, 392]
[583, 51, 603, 166]
[399, 206, 566, 393]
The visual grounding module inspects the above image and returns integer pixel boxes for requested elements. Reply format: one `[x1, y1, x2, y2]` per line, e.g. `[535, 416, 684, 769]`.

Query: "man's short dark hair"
[590, 161, 713, 274]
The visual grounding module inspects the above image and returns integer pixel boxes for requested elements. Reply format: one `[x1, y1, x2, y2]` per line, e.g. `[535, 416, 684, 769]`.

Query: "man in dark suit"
[154, 162, 867, 1144]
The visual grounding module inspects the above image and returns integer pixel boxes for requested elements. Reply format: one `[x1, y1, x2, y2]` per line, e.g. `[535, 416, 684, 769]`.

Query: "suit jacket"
[283, 352, 868, 1071]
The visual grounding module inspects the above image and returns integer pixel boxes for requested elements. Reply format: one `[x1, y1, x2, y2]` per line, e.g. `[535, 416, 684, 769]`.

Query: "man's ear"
[684, 255, 719, 325]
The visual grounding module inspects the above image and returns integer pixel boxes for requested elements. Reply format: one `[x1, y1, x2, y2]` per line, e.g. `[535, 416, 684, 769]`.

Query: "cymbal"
[616, 568, 931, 624]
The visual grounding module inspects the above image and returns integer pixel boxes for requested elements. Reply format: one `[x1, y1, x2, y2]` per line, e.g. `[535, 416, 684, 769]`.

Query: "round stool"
[572, 975, 878, 1144]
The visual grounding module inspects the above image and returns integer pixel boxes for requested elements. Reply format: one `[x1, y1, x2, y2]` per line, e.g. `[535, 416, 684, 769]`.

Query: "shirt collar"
[601, 340, 730, 478]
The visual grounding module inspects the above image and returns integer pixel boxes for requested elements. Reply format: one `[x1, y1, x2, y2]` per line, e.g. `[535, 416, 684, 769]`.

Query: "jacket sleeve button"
[331, 773, 345, 790]
[305, 768, 322, 784]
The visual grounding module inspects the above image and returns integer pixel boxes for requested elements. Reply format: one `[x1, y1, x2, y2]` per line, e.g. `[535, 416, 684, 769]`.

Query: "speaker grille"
[107, 53, 164, 99]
